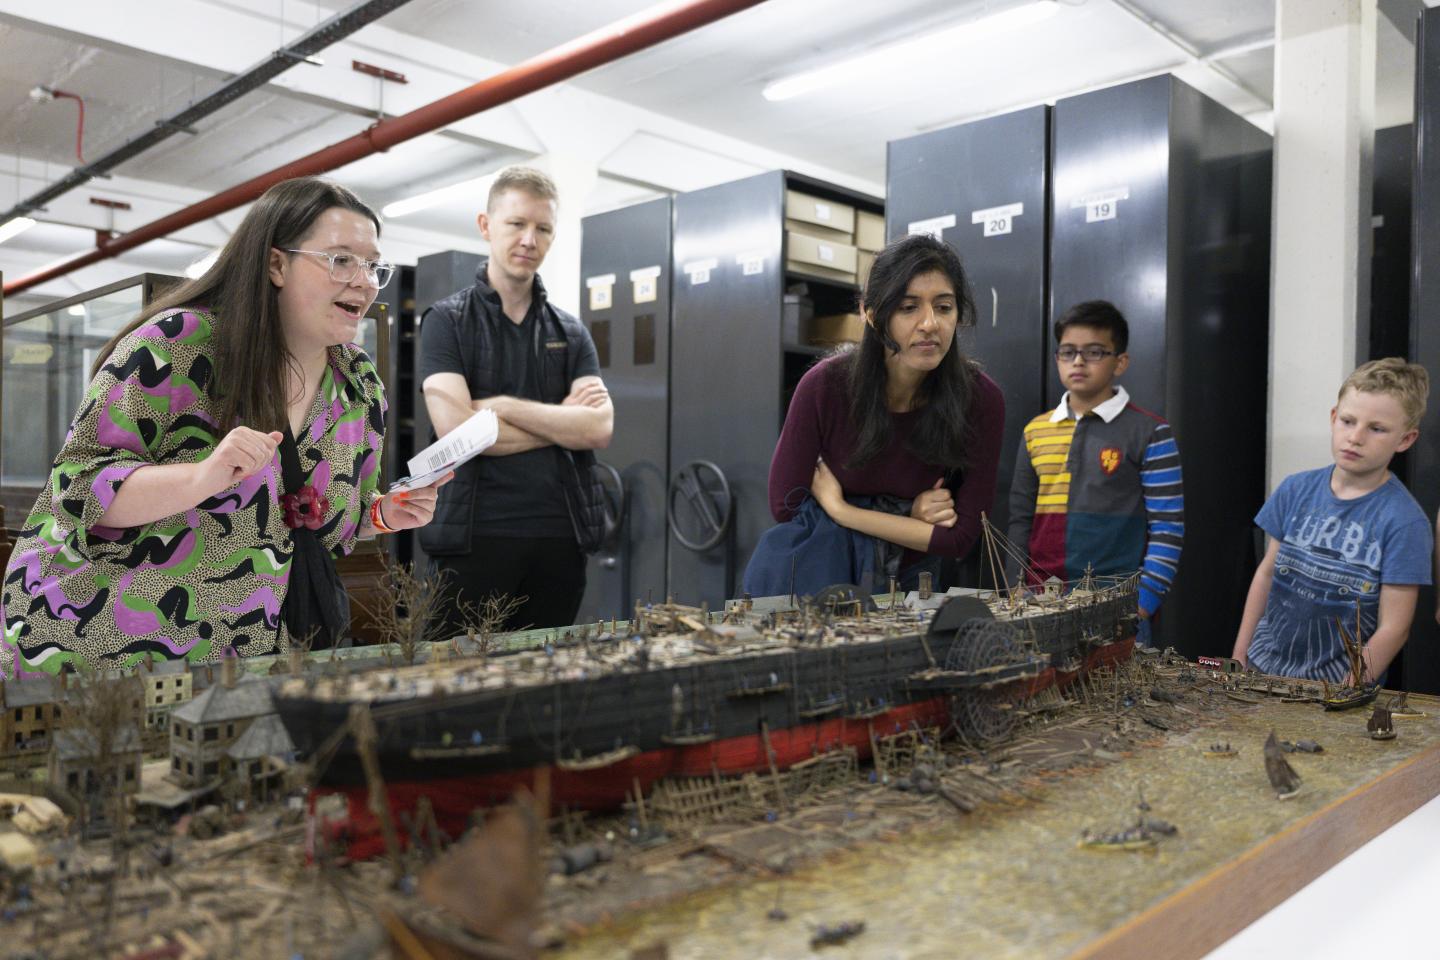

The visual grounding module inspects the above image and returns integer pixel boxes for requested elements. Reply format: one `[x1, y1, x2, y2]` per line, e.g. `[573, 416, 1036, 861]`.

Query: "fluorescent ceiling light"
[762, 0, 1061, 102]
[186, 249, 220, 280]
[382, 173, 499, 219]
[0, 216, 37, 245]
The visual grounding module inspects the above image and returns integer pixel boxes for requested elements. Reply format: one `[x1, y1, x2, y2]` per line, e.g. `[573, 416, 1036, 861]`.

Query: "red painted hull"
[316, 635, 1136, 860]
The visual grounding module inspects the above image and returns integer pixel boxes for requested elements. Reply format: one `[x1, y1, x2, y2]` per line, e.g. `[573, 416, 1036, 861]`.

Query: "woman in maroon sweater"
[768, 234, 1004, 577]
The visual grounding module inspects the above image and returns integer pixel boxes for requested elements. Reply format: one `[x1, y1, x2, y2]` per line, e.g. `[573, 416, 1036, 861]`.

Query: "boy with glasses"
[1007, 301, 1184, 644]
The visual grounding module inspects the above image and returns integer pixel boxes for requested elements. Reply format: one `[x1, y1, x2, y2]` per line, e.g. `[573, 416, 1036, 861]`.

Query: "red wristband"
[370, 498, 395, 534]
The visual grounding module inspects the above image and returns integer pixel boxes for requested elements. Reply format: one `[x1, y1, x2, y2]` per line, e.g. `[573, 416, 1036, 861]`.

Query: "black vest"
[418, 272, 594, 556]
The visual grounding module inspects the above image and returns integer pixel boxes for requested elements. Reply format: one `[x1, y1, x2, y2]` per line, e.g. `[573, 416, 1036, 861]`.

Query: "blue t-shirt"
[1247, 467, 1432, 682]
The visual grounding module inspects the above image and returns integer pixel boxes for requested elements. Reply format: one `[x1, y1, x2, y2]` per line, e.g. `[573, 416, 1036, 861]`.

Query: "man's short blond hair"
[1339, 357, 1430, 429]
[487, 166, 559, 212]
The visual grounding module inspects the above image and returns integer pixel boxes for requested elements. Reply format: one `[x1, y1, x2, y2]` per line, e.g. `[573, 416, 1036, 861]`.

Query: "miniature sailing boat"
[1387, 691, 1426, 719]
[1367, 703, 1397, 741]
[1263, 730, 1302, 800]
[1321, 605, 1380, 711]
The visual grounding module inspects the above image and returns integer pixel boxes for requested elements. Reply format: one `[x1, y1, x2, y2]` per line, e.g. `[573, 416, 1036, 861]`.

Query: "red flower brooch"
[281, 484, 330, 531]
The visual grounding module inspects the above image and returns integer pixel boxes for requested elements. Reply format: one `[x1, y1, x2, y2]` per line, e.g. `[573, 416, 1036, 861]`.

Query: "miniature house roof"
[226, 714, 295, 761]
[142, 659, 191, 677]
[53, 725, 142, 760]
[171, 675, 275, 725]
[3, 676, 60, 708]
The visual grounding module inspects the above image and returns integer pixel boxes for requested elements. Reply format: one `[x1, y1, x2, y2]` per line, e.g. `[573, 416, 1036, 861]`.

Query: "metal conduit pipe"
[0, 0, 416, 226]
[5, 0, 768, 297]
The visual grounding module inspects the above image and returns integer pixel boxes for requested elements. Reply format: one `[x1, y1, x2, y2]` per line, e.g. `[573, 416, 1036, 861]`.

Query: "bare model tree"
[54, 665, 144, 935]
[353, 560, 451, 665]
[456, 591, 527, 658]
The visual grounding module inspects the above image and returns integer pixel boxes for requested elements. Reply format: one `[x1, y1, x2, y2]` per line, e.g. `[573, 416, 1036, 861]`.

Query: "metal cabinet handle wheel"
[667, 460, 732, 553]
[595, 460, 625, 567]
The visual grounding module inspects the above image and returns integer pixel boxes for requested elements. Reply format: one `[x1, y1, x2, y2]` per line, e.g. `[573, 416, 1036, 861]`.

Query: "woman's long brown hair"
[90, 177, 381, 434]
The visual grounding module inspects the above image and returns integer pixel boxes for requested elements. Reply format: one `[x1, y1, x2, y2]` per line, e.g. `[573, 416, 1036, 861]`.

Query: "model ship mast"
[979, 513, 1047, 606]
[1323, 601, 1379, 711]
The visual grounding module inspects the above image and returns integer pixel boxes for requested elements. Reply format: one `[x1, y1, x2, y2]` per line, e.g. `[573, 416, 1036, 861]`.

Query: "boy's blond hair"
[1338, 357, 1430, 429]
[487, 165, 558, 212]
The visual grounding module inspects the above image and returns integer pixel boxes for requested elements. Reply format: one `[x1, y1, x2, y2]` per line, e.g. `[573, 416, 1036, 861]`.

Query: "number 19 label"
[1086, 201, 1117, 223]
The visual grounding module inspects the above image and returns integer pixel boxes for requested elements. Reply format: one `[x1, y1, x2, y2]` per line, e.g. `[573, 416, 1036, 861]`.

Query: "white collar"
[1049, 385, 1130, 424]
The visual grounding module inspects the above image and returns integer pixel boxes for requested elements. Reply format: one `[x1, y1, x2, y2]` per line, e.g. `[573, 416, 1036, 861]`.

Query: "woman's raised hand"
[377, 471, 454, 531]
[203, 426, 283, 491]
[910, 477, 957, 528]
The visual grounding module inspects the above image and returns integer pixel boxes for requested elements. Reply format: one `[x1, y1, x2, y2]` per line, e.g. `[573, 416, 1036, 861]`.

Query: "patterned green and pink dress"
[2, 308, 386, 676]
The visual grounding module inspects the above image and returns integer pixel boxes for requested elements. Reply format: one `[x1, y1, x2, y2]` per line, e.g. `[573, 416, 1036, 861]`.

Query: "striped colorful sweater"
[1006, 386, 1183, 615]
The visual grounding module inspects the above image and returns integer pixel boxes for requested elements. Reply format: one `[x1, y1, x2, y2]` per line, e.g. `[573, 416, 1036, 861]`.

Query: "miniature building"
[1042, 576, 1064, 599]
[141, 657, 194, 731]
[168, 660, 277, 788]
[225, 714, 296, 801]
[0, 676, 65, 760]
[49, 725, 144, 798]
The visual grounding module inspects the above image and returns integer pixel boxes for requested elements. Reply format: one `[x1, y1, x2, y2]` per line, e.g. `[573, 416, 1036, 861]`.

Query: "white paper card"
[391, 408, 498, 492]
[736, 251, 766, 275]
[971, 202, 1024, 237]
[683, 258, 717, 286]
[907, 214, 956, 240]
[1071, 187, 1129, 223]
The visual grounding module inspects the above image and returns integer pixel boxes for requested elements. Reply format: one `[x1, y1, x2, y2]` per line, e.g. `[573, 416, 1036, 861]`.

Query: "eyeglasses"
[1055, 345, 1117, 363]
[283, 249, 395, 287]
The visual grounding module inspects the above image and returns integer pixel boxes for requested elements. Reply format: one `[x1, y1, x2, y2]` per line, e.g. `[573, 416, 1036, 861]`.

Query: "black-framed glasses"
[1056, 345, 1116, 363]
[283, 248, 395, 287]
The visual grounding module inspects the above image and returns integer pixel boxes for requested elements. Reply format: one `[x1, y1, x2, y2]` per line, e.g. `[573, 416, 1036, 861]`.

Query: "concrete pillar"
[1268, 0, 1377, 487]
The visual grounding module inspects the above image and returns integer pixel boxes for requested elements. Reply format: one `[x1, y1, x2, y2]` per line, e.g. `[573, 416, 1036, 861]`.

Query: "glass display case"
[2, 274, 182, 517]
[2, 274, 391, 524]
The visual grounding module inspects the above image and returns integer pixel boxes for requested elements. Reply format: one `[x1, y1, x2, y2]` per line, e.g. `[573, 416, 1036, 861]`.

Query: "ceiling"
[0, 0, 1431, 313]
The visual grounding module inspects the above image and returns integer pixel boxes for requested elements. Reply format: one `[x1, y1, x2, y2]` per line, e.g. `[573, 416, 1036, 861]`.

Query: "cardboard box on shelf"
[857, 250, 875, 290]
[810, 312, 865, 345]
[855, 210, 885, 252]
[785, 189, 856, 244]
[786, 231, 858, 285]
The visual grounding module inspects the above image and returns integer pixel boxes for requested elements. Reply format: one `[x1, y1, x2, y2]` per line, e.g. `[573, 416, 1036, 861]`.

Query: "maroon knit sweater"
[767, 355, 1005, 559]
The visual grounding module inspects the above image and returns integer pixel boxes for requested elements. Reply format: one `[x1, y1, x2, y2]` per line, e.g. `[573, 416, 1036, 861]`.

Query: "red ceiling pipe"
[5, 0, 767, 296]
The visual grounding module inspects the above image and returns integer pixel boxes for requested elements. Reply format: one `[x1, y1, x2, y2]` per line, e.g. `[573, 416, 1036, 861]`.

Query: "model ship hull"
[276, 588, 1138, 858]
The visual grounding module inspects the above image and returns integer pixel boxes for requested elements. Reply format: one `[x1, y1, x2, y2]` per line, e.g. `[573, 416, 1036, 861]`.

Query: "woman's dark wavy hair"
[844, 233, 977, 471]
[91, 177, 381, 434]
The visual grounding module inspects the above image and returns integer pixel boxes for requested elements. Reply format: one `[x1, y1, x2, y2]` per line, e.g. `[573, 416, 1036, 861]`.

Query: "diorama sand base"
[558, 694, 1440, 960]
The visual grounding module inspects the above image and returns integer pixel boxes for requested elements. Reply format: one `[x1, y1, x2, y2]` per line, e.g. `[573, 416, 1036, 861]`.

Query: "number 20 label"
[983, 217, 1011, 237]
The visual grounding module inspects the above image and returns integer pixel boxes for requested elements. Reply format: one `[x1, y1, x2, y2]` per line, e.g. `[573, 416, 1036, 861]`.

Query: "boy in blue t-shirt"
[1233, 359, 1433, 682]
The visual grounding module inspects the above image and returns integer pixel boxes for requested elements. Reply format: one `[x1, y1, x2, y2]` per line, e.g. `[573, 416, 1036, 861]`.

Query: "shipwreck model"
[274, 524, 1140, 856]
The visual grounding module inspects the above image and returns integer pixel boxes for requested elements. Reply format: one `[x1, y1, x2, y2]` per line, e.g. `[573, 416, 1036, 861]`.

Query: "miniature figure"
[1203, 742, 1238, 758]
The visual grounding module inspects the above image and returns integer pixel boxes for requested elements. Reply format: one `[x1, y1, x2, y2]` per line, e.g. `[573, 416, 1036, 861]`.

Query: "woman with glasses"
[747, 233, 1004, 595]
[2, 177, 448, 675]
